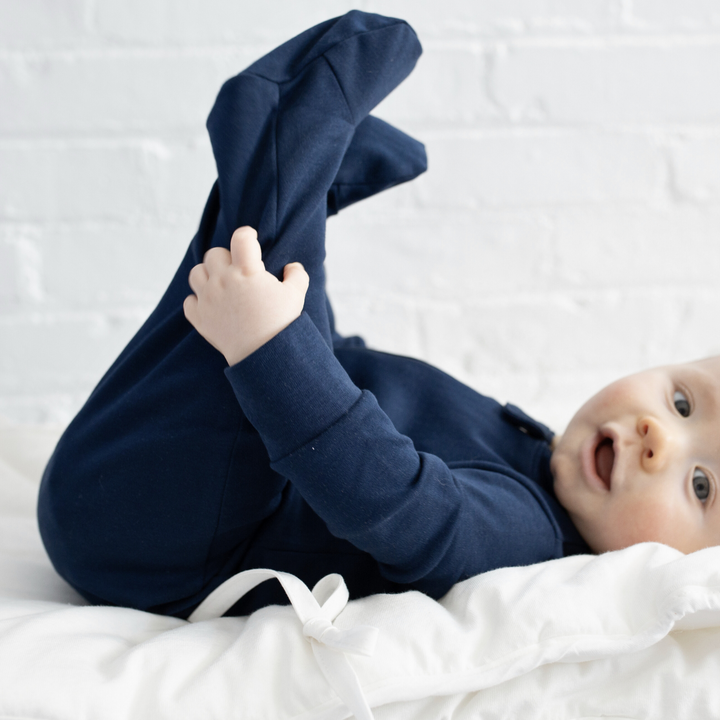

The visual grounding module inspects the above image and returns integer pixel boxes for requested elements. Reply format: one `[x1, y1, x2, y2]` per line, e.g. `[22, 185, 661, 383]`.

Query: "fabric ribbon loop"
[189, 568, 378, 720]
[303, 616, 378, 656]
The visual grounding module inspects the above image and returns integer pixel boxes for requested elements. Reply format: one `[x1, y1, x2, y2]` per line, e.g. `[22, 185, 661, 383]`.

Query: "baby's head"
[551, 356, 720, 555]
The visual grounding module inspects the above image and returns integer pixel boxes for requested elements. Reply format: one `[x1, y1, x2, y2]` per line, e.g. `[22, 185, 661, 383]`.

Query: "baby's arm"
[183, 226, 309, 366]
[186, 227, 557, 596]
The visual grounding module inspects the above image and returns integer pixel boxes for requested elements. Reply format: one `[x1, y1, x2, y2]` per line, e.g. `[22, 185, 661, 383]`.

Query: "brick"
[34, 222, 194, 309]
[0, 143, 156, 221]
[0, 228, 49, 311]
[4, 0, 720, 428]
[0, 52, 257, 134]
[652, 289, 720, 362]
[670, 135, 720, 202]
[150, 137, 217, 222]
[92, 0, 616, 46]
[374, 47, 495, 124]
[0, 0, 88, 50]
[624, 0, 720, 32]
[425, 294, 598, 374]
[418, 286, 719, 388]
[10, 232, 44, 305]
[362, 0, 615, 37]
[0, 393, 82, 424]
[327, 293, 424, 359]
[0, 311, 148, 397]
[494, 42, 720, 124]
[416, 131, 658, 207]
[326, 206, 555, 301]
[0, 241, 16, 307]
[94, 0, 356, 45]
[551, 205, 720, 287]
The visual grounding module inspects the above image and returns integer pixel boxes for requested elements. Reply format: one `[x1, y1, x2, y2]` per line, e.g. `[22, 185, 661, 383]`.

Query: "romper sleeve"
[224, 312, 563, 596]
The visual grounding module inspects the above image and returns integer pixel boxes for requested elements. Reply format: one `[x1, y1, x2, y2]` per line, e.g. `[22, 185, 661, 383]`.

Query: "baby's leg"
[37, 11, 423, 617]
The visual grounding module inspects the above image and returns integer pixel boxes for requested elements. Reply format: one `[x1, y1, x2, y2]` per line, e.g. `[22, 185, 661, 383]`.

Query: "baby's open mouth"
[594, 437, 614, 490]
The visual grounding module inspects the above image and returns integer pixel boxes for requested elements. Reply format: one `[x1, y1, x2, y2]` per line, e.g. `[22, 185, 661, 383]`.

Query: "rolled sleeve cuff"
[224, 312, 362, 461]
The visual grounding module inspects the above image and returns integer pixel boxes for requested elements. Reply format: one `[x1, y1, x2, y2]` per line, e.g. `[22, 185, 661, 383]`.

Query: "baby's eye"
[693, 468, 710, 502]
[673, 390, 691, 418]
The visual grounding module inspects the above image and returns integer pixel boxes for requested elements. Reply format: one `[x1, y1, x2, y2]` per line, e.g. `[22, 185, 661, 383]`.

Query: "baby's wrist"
[223, 313, 302, 367]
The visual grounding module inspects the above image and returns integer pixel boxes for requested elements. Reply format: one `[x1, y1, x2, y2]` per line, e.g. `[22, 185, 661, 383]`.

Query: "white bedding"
[1, 419, 719, 719]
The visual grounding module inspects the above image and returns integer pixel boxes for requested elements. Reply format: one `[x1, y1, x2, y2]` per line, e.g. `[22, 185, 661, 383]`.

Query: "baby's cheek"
[592, 378, 637, 412]
[609, 494, 681, 549]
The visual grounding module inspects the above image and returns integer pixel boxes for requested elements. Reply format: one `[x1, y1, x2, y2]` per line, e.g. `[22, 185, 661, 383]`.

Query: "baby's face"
[551, 356, 720, 554]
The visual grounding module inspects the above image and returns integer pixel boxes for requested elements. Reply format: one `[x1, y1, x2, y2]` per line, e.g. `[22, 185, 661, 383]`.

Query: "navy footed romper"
[38, 11, 589, 618]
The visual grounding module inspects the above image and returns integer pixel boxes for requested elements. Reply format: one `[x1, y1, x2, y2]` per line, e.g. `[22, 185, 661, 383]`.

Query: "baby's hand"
[183, 226, 309, 366]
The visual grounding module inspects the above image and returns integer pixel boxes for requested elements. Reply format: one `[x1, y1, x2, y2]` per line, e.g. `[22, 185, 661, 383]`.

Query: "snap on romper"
[38, 11, 589, 618]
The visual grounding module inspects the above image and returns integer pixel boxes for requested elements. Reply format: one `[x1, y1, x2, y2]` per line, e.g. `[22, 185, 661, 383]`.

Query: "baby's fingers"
[230, 226, 263, 274]
[183, 294, 199, 327]
[283, 262, 310, 296]
[203, 246, 231, 275]
[188, 263, 209, 295]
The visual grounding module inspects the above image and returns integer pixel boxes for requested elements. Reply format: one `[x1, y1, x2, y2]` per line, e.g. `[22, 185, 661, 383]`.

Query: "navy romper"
[37, 11, 589, 618]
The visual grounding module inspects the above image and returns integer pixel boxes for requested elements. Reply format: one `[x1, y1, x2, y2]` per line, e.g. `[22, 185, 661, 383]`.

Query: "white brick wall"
[2, 0, 720, 433]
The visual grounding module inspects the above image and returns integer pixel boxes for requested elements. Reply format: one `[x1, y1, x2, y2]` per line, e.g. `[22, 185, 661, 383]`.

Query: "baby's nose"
[637, 416, 674, 472]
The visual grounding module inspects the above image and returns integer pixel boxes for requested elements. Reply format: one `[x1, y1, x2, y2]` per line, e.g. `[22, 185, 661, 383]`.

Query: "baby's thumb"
[283, 262, 310, 296]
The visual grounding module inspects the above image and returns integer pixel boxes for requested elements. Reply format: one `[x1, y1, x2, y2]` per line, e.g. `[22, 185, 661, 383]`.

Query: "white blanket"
[1, 419, 719, 719]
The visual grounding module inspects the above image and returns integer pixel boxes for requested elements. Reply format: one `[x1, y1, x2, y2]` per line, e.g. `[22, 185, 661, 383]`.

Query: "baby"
[37, 11, 720, 618]
[186, 226, 720, 560]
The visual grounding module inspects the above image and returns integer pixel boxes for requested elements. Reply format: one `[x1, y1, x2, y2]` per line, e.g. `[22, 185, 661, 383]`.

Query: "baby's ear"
[327, 115, 427, 216]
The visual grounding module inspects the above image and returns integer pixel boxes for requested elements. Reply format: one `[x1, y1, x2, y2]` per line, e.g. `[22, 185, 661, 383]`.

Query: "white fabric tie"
[189, 569, 378, 720]
[302, 616, 377, 656]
